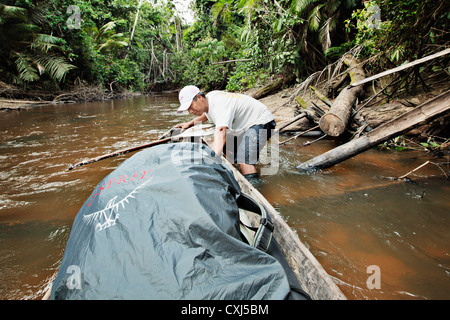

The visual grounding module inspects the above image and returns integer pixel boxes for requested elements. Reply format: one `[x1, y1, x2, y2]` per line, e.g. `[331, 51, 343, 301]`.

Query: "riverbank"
[0, 82, 141, 110]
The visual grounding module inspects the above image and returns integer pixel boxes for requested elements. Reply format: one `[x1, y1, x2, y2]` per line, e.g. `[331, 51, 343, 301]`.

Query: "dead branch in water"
[279, 125, 320, 145]
[398, 161, 431, 179]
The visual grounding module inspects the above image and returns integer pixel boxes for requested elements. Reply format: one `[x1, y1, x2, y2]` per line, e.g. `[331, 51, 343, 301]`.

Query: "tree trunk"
[297, 90, 450, 171]
[318, 54, 365, 136]
[130, 0, 144, 42]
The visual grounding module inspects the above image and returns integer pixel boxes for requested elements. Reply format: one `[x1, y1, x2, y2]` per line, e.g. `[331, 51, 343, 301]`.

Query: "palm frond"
[98, 39, 128, 52]
[13, 52, 39, 82]
[0, 4, 27, 25]
[212, 0, 234, 23]
[98, 21, 117, 35]
[35, 54, 76, 82]
[4, 22, 39, 39]
[319, 17, 332, 51]
[307, 4, 322, 32]
[342, 0, 358, 10]
[31, 34, 61, 52]
[237, 0, 261, 23]
[291, 0, 317, 14]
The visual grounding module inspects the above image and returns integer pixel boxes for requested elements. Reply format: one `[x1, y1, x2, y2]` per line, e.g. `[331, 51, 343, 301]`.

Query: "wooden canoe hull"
[217, 148, 346, 300]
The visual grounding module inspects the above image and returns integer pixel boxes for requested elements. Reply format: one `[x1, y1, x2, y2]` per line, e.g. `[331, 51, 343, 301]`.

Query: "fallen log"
[250, 74, 295, 100]
[318, 54, 366, 137]
[295, 96, 309, 109]
[274, 112, 307, 133]
[310, 86, 332, 107]
[297, 90, 450, 172]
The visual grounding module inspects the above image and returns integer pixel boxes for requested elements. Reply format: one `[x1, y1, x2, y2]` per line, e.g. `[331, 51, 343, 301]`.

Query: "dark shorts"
[224, 120, 276, 165]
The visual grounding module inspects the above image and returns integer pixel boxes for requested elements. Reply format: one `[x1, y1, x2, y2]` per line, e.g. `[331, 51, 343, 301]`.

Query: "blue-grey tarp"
[50, 142, 301, 299]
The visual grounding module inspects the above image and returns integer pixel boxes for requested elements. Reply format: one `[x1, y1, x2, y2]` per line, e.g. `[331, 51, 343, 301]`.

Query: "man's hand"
[175, 114, 208, 132]
[174, 122, 191, 132]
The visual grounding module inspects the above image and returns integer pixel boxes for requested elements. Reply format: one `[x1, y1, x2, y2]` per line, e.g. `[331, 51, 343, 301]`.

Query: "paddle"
[67, 136, 174, 170]
[157, 125, 178, 140]
[67, 125, 215, 170]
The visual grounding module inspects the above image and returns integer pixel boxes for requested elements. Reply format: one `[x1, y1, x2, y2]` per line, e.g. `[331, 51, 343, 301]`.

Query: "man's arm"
[212, 126, 227, 156]
[175, 113, 208, 131]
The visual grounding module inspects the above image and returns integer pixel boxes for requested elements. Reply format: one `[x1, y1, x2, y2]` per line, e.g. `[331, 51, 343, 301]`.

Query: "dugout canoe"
[160, 126, 346, 300]
[43, 126, 345, 300]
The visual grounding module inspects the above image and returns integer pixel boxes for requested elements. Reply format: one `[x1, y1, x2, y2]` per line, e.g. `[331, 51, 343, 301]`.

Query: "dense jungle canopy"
[0, 0, 448, 95]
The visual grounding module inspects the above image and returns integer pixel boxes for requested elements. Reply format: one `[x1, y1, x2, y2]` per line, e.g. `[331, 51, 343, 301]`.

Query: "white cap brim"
[176, 103, 190, 113]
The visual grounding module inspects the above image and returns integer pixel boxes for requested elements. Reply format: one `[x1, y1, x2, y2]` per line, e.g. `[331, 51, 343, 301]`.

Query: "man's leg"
[238, 121, 276, 183]
[239, 163, 257, 175]
[236, 126, 262, 184]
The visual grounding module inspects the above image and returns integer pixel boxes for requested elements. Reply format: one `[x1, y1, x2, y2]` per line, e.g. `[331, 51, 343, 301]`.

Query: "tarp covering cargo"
[50, 142, 307, 299]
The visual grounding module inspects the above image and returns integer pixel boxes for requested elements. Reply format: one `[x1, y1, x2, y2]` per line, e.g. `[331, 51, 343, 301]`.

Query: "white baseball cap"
[177, 85, 200, 113]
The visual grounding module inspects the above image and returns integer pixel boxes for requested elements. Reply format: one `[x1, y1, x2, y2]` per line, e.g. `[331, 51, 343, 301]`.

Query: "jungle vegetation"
[0, 0, 448, 94]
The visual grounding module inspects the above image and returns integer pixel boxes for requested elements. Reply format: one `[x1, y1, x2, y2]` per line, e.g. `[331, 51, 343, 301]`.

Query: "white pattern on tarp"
[83, 178, 151, 231]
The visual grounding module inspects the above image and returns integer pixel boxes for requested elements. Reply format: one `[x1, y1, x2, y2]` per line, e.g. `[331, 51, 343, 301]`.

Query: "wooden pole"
[68, 125, 215, 170]
[349, 48, 450, 88]
[279, 125, 320, 145]
[297, 90, 450, 171]
[302, 134, 327, 146]
[274, 113, 307, 133]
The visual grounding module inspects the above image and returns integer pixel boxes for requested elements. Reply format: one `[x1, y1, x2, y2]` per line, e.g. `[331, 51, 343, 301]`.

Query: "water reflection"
[261, 145, 450, 299]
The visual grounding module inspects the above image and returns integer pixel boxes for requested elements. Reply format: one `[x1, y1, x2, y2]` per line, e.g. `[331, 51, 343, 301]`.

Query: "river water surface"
[0, 94, 448, 299]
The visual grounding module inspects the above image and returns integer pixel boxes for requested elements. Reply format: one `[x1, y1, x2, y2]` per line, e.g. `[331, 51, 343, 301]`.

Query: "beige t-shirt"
[204, 91, 274, 135]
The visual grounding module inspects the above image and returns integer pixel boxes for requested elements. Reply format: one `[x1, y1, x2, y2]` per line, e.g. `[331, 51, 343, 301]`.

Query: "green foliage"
[2, 0, 446, 95]
[226, 64, 270, 92]
[174, 36, 231, 90]
[420, 137, 441, 151]
[378, 136, 408, 151]
[201, 0, 360, 84]
[345, 0, 449, 63]
[84, 20, 129, 53]
[0, 2, 75, 85]
[378, 136, 446, 153]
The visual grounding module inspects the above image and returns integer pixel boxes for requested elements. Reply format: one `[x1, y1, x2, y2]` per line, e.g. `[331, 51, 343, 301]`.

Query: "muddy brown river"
[0, 94, 448, 299]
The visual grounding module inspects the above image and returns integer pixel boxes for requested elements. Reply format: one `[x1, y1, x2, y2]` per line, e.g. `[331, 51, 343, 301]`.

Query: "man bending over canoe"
[175, 85, 276, 183]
